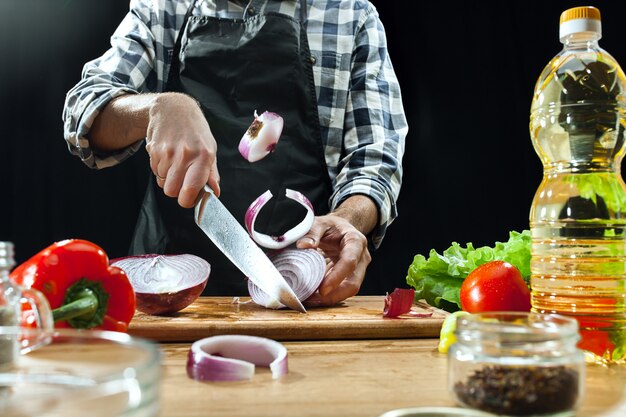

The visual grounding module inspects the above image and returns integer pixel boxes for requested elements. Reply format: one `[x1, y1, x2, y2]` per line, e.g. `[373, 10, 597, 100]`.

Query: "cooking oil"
[529, 6, 626, 364]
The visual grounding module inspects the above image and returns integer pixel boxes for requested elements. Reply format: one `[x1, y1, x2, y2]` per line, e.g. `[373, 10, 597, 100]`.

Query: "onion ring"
[244, 189, 314, 249]
[186, 335, 288, 381]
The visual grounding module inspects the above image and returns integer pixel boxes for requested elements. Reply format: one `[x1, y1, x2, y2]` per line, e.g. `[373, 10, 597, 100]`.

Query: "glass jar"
[0, 327, 161, 416]
[448, 312, 584, 417]
[0, 242, 53, 370]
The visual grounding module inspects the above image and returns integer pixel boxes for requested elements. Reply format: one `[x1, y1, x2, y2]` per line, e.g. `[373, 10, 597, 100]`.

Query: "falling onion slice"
[248, 248, 326, 309]
[238, 110, 284, 162]
[186, 335, 288, 381]
[245, 189, 315, 250]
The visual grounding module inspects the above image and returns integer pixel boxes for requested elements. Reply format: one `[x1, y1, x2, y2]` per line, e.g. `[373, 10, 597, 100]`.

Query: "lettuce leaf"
[565, 173, 626, 214]
[406, 230, 531, 312]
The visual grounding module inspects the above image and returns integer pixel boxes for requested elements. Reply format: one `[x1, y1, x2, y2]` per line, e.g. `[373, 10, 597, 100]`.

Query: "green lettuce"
[565, 173, 626, 214]
[406, 230, 531, 312]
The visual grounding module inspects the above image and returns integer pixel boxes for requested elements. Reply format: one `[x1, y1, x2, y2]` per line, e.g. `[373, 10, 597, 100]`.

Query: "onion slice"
[186, 335, 288, 381]
[383, 288, 416, 318]
[245, 189, 314, 249]
[238, 110, 284, 162]
[249, 248, 325, 309]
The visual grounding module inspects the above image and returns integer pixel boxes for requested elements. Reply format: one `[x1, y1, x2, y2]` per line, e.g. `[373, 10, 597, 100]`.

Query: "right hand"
[146, 92, 220, 208]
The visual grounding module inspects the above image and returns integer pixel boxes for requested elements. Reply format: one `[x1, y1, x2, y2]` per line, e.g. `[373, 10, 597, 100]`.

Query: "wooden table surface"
[158, 339, 626, 417]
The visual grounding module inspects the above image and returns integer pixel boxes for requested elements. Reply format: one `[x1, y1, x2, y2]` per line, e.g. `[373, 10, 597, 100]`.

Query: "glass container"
[0, 242, 53, 370]
[0, 327, 161, 417]
[529, 5, 626, 365]
[448, 312, 584, 417]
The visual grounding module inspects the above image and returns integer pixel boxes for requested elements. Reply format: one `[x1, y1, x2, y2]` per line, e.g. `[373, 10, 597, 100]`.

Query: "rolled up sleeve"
[62, 0, 159, 169]
[330, 6, 408, 249]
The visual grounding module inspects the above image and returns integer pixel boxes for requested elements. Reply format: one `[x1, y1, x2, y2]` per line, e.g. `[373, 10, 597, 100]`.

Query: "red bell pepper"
[10, 239, 136, 332]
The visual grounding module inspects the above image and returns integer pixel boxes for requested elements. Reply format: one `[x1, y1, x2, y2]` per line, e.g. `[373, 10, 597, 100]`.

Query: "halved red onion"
[383, 288, 416, 318]
[187, 335, 288, 381]
[245, 189, 314, 249]
[238, 110, 284, 162]
[111, 254, 210, 316]
[248, 248, 325, 309]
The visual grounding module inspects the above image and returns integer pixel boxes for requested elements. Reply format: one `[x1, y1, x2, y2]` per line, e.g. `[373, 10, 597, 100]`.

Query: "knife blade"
[194, 185, 306, 313]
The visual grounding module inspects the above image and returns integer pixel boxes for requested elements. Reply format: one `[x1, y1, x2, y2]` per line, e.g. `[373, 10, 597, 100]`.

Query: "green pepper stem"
[52, 288, 99, 323]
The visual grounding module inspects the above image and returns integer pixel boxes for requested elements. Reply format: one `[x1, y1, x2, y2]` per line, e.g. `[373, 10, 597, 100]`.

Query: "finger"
[155, 155, 172, 183]
[318, 232, 366, 296]
[207, 160, 221, 197]
[296, 219, 326, 249]
[303, 292, 325, 308]
[318, 253, 368, 305]
[178, 161, 212, 208]
[304, 275, 362, 307]
[148, 148, 159, 176]
[155, 175, 165, 189]
[162, 164, 185, 199]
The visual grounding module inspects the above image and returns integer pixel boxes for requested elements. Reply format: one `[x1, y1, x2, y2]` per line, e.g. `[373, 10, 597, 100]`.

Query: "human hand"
[146, 92, 220, 208]
[296, 214, 371, 307]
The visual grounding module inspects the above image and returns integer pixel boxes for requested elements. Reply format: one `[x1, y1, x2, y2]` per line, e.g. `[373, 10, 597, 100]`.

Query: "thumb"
[296, 221, 323, 249]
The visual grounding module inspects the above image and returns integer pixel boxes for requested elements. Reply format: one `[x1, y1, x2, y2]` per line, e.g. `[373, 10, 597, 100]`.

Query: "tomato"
[578, 329, 615, 359]
[460, 261, 531, 313]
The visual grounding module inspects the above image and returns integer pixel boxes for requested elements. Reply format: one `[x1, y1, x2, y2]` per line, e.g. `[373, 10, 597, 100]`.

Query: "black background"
[1, 1, 625, 294]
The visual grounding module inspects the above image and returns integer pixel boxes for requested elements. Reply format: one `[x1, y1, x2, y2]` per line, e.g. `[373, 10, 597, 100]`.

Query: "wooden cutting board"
[128, 296, 448, 342]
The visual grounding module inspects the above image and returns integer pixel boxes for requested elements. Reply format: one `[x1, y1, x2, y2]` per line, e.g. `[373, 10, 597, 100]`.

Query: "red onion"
[383, 288, 416, 318]
[245, 189, 314, 249]
[111, 254, 210, 316]
[238, 111, 284, 162]
[248, 248, 325, 309]
[187, 335, 288, 381]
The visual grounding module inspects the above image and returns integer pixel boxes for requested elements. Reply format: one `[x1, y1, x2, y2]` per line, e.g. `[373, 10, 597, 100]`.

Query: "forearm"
[89, 92, 203, 153]
[331, 195, 378, 237]
[88, 93, 154, 152]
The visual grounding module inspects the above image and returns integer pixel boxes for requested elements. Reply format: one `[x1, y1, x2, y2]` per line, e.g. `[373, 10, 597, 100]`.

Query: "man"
[63, 0, 407, 306]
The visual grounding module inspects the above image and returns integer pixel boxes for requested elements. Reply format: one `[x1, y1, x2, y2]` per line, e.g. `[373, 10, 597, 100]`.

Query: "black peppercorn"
[454, 365, 579, 416]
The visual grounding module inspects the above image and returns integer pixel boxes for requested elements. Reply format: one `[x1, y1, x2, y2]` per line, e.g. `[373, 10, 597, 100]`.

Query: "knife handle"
[194, 184, 215, 207]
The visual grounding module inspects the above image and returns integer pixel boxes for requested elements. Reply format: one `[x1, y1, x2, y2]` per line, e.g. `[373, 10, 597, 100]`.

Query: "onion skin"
[248, 248, 326, 309]
[383, 288, 416, 318]
[134, 281, 208, 316]
[186, 335, 288, 382]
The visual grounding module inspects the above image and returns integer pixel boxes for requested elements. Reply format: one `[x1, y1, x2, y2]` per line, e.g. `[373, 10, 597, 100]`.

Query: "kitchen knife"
[194, 185, 306, 313]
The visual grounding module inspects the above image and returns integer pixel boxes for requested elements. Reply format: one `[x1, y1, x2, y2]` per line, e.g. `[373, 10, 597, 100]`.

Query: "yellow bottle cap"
[559, 6, 602, 41]
[560, 6, 601, 24]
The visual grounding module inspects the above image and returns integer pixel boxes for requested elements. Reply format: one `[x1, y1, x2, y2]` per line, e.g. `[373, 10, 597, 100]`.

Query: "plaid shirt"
[62, 0, 407, 249]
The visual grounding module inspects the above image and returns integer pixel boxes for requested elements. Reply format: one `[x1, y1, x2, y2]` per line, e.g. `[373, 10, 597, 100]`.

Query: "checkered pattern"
[62, 0, 407, 248]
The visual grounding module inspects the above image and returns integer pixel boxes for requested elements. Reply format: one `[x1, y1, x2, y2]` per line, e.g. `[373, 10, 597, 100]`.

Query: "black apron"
[129, 0, 332, 295]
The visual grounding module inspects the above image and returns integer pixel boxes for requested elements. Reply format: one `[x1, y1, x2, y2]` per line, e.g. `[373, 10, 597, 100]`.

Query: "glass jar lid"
[379, 407, 496, 417]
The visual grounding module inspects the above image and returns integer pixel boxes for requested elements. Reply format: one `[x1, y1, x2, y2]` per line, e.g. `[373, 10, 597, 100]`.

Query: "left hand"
[296, 214, 371, 306]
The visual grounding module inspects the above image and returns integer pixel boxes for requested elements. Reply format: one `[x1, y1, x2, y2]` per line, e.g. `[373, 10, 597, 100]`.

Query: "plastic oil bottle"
[529, 6, 626, 364]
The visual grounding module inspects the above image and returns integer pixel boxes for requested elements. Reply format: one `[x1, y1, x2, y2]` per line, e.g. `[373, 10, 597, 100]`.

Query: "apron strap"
[216, 0, 229, 11]
[244, 0, 307, 24]
[299, 0, 308, 25]
[166, 0, 198, 88]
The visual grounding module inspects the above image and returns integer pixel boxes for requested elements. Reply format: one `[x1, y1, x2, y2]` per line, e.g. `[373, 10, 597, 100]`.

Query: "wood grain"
[128, 296, 448, 342]
[158, 339, 626, 417]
